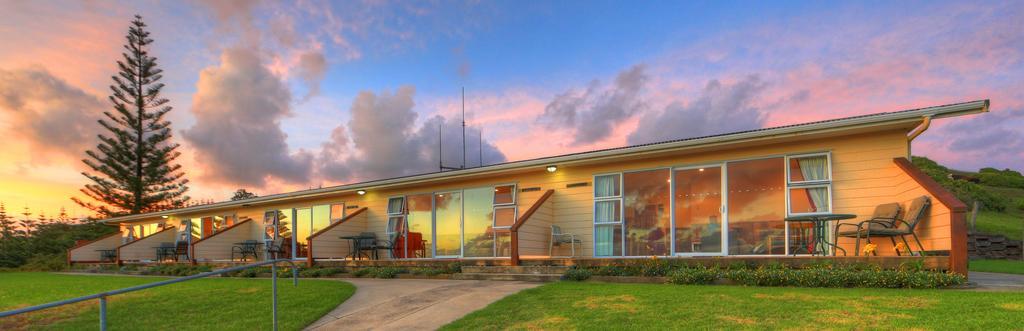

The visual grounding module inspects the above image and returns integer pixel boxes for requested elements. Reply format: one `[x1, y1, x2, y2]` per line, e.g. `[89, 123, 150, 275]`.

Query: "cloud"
[317, 86, 507, 182]
[182, 48, 313, 187]
[537, 65, 649, 145]
[627, 75, 767, 145]
[296, 51, 328, 100]
[0, 67, 104, 162]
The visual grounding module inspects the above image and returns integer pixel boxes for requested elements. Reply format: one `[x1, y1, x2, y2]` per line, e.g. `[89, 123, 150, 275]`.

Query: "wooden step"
[461, 265, 570, 275]
[452, 273, 562, 282]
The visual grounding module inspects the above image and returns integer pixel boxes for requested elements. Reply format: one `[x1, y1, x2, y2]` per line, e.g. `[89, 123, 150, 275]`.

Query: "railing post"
[99, 295, 107, 331]
[272, 263, 279, 331]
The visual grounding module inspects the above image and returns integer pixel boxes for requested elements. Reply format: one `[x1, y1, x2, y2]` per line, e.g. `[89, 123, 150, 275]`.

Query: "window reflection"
[674, 167, 723, 254]
[434, 192, 462, 256]
[727, 158, 786, 255]
[406, 194, 433, 258]
[463, 187, 495, 257]
[623, 169, 671, 256]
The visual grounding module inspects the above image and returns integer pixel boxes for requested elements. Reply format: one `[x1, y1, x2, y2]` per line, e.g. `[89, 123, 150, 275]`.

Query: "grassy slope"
[973, 186, 1023, 240]
[444, 282, 1024, 330]
[0, 273, 354, 331]
[969, 260, 1024, 275]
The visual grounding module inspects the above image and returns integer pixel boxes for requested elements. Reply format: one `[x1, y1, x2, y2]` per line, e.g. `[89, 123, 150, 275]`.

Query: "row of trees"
[0, 203, 115, 269]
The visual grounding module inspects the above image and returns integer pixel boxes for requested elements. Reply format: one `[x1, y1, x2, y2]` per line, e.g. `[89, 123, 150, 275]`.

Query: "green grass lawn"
[974, 186, 1023, 240]
[0, 272, 354, 330]
[444, 282, 1024, 330]
[970, 259, 1024, 275]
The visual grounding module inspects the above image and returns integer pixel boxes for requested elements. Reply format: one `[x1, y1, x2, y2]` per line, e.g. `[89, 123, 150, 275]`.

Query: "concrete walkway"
[968, 272, 1024, 291]
[305, 279, 540, 331]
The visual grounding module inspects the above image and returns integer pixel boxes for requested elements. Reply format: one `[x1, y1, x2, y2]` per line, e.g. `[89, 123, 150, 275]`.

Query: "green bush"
[409, 267, 446, 276]
[666, 266, 719, 285]
[299, 267, 344, 278]
[561, 267, 592, 281]
[912, 157, 1009, 211]
[978, 168, 1024, 189]
[19, 253, 67, 271]
[145, 264, 213, 276]
[1017, 198, 1024, 211]
[352, 266, 404, 278]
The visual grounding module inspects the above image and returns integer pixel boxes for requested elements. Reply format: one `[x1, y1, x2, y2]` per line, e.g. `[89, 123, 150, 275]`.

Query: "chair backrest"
[159, 242, 174, 248]
[359, 232, 377, 246]
[175, 241, 189, 253]
[551, 225, 562, 236]
[243, 239, 258, 245]
[899, 196, 931, 231]
[871, 203, 902, 221]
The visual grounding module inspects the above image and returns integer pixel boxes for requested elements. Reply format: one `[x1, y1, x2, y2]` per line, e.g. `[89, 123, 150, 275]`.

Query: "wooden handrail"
[511, 189, 555, 266]
[306, 207, 367, 267]
[893, 157, 968, 276]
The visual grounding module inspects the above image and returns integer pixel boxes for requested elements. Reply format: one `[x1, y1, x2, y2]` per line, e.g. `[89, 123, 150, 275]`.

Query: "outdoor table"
[784, 214, 856, 256]
[339, 235, 375, 260]
[96, 249, 117, 262]
[233, 242, 263, 260]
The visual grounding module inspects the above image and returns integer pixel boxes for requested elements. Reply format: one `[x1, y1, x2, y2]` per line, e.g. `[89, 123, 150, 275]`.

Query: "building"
[69, 100, 988, 276]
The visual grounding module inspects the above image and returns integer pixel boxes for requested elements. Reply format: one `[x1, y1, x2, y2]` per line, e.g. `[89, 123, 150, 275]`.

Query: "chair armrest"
[857, 219, 895, 228]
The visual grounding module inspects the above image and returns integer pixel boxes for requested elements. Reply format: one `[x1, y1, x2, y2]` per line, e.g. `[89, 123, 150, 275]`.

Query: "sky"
[1, 0, 1022, 218]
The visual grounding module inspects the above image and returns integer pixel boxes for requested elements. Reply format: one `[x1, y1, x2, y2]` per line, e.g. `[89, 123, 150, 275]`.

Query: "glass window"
[191, 218, 204, 239]
[387, 197, 405, 215]
[674, 166, 723, 254]
[594, 174, 621, 198]
[312, 205, 331, 234]
[406, 194, 433, 258]
[494, 207, 516, 228]
[494, 185, 515, 205]
[434, 192, 462, 257]
[463, 187, 495, 257]
[623, 169, 671, 256]
[330, 204, 345, 222]
[594, 224, 622, 257]
[789, 155, 830, 183]
[727, 158, 786, 255]
[790, 187, 830, 214]
[294, 208, 311, 258]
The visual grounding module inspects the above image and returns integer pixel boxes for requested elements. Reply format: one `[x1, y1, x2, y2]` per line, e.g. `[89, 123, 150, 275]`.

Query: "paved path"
[305, 279, 540, 331]
[968, 272, 1024, 291]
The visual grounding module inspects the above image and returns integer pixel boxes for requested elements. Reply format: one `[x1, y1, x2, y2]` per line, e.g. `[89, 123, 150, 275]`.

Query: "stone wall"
[968, 233, 1023, 260]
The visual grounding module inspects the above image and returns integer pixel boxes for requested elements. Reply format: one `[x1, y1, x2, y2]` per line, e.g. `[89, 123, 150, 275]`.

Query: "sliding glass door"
[673, 165, 725, 255]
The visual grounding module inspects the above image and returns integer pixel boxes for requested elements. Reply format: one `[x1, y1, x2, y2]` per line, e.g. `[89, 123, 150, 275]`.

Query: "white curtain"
[387, 197, 405, 214]
[798, 157, 829, 211]
[595, 175, 618, 197]
[595, 225, 614, 256]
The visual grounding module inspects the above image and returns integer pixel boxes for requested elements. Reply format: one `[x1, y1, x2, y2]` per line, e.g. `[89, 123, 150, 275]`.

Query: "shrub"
[561, 267, 592, 281]
[409, 267, 446, 276]
[352, 268, 372, 277]
[299, 267, 344, 278]
[144, 264, 213, 276]
[912, 156, 1008, 211]
[667, 266, 719, 285]
[19, 254, 67, 271]
[1017, 198, 1024, 211]
[352, 266, 404, 278]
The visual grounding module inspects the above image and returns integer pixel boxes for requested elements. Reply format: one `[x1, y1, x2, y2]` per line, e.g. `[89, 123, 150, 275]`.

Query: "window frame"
[592, 173, 625, 257]
[784, 152, 834, 216]
[492, 183, 518, 230]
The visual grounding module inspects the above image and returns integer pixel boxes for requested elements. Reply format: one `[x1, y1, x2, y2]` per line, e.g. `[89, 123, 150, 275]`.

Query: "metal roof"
[102, 99, 989, 223]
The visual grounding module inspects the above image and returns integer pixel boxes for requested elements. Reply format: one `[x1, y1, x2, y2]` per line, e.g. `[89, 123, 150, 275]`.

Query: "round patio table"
[339, 235, 375, 260]
[784, 214, 856, 256]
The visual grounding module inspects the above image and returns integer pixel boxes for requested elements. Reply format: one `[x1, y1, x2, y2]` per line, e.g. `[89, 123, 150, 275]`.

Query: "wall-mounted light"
[356, 190, 366, 195]
[546, 165, 558, 173]
[161, 215, 169, 219]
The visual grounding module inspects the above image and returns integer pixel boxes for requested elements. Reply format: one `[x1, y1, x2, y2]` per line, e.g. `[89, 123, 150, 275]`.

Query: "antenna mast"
[479, 128, 483, 167]
[461, 86, 466, 169]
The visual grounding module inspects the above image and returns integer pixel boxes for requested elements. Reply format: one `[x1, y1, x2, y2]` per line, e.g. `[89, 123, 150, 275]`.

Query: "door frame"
[671, 163, 728, 257]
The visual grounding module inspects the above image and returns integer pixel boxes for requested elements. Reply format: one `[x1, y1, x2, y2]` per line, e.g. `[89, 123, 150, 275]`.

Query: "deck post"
[510, 231, 520, 266]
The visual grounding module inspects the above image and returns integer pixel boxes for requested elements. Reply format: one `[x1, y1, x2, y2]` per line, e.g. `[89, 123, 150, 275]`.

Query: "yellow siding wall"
[118, 228, 176, 262]
[69, 233, 123, 262]
[119, 128, 960, 259]
[310, 210, 369, 259]
[518, 196, 554, 257]
[193, 221, 256, 262]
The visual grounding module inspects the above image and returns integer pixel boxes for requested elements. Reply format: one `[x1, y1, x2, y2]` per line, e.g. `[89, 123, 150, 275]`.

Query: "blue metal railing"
[0, 259, 300, 331]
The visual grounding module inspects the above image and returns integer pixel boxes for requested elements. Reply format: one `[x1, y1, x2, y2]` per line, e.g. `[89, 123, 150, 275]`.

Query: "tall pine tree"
[73, 15, 189, 217]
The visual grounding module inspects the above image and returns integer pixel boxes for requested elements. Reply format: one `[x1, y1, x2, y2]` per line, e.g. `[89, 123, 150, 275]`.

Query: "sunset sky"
[1, 0, 1022, 218]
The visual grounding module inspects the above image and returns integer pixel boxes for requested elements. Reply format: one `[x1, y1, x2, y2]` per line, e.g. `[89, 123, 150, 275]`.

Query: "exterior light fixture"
[161, 215, 169, 219]
[356, 190, 366, 195]
[546, 165, 558, 173]
[698, 168, 705, 172]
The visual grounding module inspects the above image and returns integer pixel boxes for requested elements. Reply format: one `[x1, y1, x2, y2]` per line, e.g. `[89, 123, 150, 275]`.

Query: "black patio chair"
[835, 202, 902, 256]
[156, 242, 175, 261]
[838, 196, 931, 256]
[173, 241, 191, 262]
[266, 238, 287, 259]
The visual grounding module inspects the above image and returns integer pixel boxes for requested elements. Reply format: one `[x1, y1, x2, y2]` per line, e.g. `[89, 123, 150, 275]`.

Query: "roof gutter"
[100, 99, 990, 224]
[907, 115, 932, 142]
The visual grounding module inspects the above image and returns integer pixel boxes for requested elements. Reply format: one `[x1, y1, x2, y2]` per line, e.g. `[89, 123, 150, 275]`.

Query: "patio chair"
[156, 242, 174, 261]
[173, 241, 190, 262]
[231, 240, 259, 261]
[266, 238, 287, 259]
[839, 196, 931, 256]
[355, 232, 388, 260]
[549, 225, 581, 257]
[835, 202, 902, 256]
